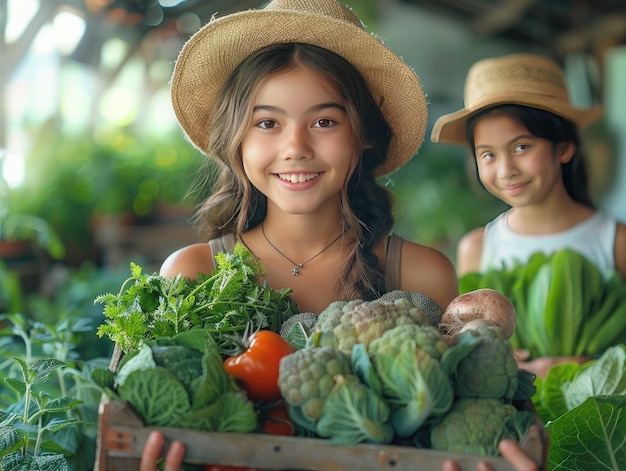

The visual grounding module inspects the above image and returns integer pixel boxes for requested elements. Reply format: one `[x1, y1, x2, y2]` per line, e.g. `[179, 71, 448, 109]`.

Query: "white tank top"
[480, 210, 617, 275]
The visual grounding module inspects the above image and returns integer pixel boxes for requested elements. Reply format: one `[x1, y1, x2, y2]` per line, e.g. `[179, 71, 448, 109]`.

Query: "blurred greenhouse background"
[1, 0, 626, 342]
[1, 1, 625, 468]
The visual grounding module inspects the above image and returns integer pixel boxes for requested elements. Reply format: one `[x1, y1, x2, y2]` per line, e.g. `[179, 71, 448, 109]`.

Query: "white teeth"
[278, 173, 319, 183]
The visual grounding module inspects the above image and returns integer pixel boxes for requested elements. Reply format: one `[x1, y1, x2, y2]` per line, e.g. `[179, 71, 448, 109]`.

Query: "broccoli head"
[451, 323, 519, 400]
[378, 290, 443, 326]
[368, 324, 454, 437]
[430, 398, 534, 456]
[277, 346, 356, 423]
[309, 298, 430, 355]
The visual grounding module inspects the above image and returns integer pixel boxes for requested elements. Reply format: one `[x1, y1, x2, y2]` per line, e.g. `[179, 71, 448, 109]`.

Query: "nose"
[496, 155, 518, 179]
[281, 125, 312, 161]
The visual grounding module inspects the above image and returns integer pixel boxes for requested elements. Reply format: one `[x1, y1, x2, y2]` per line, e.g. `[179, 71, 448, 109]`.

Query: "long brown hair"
[190, 42, 396, 300]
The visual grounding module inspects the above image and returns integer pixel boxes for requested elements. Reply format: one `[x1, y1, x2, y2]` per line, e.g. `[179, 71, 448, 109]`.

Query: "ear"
[558, 142, 576, 164]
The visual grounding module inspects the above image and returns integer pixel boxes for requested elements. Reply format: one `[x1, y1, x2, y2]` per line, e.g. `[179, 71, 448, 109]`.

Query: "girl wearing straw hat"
[160, 0, 460, 315]
[140, 1, 541, 471]
[431, 53, 625, 280]
[431, 53, 626, 376]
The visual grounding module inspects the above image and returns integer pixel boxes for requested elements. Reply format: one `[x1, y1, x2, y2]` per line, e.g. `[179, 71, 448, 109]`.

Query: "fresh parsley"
[95, 242, 298, 354]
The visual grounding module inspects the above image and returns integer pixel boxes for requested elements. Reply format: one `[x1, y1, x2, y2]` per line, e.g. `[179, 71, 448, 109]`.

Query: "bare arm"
[399, 241, 459, 311]
[614, 222, 626, 281]
[456, 227, 485, 277]
[159, 243, 216, 278]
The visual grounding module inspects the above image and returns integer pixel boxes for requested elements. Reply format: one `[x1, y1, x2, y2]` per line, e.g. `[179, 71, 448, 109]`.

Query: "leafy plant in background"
[0, 355, 82, 470]
[6, 126, 204, 261]
[0, 313, 109, 471]
[0, 259, 130, 469]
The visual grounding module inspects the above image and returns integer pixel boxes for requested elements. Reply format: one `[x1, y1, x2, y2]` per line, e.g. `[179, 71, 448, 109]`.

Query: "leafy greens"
[459, 249, 626, 358]
[533, 344, 626, 470]
[95, 242, 298, 354]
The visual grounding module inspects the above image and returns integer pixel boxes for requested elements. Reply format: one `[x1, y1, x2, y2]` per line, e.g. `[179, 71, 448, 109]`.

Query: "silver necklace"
[261, 223, 343, 275]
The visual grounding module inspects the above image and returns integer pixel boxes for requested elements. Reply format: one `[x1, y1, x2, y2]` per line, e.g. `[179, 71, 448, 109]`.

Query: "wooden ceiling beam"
[470, 0, 538, 36]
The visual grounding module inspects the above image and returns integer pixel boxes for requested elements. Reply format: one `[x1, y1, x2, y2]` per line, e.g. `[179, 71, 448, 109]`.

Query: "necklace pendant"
[291, 264, 303, 276]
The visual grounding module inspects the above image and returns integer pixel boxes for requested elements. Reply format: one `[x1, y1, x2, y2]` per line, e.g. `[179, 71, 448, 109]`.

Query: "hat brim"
[171, 10, 428, 176]
[431, 96, 604, 145]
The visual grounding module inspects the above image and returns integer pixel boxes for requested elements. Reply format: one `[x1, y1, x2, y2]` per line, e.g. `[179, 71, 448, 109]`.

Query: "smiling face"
[241, 66, 357, 217]
[472, 113, 574, 208]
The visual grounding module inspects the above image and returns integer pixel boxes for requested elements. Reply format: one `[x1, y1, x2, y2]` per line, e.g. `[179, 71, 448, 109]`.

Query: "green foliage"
[0, 315, 100, 471]
[0, 214, 65, 260]
[95, 243, 298, 354]
[533, 345, 626, 470]
[459, 249, 626, 357]
[385, 145, 507, 260]
[93, 333, 257, 434]
[6, 127, 205, 250]
[546, 395, 626, 471]
[0, 261, 122, 470]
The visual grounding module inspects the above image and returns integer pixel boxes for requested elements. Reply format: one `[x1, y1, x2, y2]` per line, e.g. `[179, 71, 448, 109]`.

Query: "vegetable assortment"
[94, 246, 538, 464]
[94, 243, 299, 439]
[459, 249, 626, 358]
[277, 294, 536, 457]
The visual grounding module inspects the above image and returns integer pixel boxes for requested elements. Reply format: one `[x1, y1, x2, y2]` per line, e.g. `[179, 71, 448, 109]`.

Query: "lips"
[501, 181, 528, 195]
[277, 173, 320, 183]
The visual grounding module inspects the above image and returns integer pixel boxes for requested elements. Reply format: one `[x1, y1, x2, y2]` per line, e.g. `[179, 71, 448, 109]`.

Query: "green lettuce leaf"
[546, 395, 626, 471]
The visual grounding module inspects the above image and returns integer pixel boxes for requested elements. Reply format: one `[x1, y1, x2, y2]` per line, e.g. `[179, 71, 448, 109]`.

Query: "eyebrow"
[252, 102, 347, 114]
[475, 134, 534, 150]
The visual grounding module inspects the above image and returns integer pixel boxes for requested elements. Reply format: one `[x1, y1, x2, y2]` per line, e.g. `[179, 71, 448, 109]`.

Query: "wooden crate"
[94, 395, 547, 471]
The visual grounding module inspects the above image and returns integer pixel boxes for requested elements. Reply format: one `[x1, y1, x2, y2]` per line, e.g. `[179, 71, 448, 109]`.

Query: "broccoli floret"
[370, 323, 449, 360]
[430, 398, 534, 456]
[277, 346, 356, 424]
[451, 324, 519, 400]
[378, 290, 443, 326]
[309, 298, 430, 355]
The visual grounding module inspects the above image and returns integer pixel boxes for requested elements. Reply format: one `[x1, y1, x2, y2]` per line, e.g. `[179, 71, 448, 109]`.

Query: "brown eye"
[314, 118, 335, 128]
[258, 119, 277, 129]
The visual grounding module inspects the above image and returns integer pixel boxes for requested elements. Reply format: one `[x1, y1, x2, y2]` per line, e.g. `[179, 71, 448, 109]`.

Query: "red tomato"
[260, 401, 295, 436]
[223, 330, 295, 403]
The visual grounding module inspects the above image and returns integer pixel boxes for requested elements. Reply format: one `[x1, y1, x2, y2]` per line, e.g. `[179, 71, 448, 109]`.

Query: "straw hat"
[170, 0, 428, 176]
[431, 53, 604, 145]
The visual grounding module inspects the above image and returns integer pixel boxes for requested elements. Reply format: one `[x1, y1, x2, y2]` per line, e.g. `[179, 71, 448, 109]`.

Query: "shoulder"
[614, 221, 626, 280]
[159, 243, 215, 278]
[398, 239, 458, 311]
[456, 227, 485, 276]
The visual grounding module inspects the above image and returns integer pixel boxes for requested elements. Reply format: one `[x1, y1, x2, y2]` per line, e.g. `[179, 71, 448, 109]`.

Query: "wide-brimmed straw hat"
[431, 53, 604, 145]
[170, 0, 428, 176]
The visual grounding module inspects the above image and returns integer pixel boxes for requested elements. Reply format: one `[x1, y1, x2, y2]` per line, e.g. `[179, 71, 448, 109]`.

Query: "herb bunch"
[95, 243, 298, 354]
